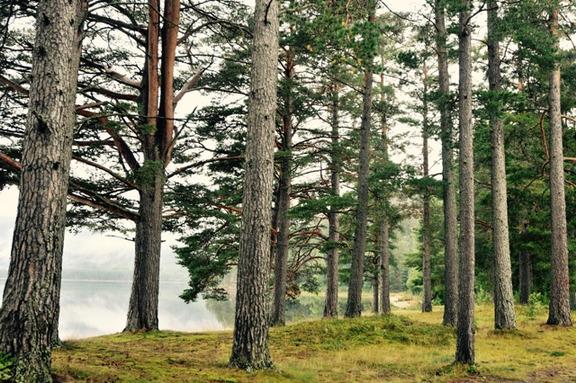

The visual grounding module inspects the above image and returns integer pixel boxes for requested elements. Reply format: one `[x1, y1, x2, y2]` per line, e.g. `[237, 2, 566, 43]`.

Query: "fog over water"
[0, 187, 236, 339]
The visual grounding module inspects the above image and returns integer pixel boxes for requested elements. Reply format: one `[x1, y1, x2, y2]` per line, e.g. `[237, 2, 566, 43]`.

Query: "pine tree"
[0, 0, 87, 380]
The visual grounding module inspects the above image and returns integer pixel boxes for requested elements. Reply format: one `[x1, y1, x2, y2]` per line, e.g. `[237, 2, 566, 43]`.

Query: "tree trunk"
[345, 68, 374, 318]
[488, 0, 516, 330]
[125, 0, 180, 332]
[518, 251, 532, 305]
[435, 0, 458, 327]
[546, 7, 572, 327]
[125, 0, 163, 332]
[229, 0, 279, 370]
[455, 0, 475, 364]
[157, 0, 180, 163]
[272, 48, 294, 327]
[324, 83, 341, 318]
[379, 216, 391, 314]
[125, 177, 164, 331]
[345, 3, 376, 318]
[378, 65, 391, 315]
[0, 0, 86, 380]
[372, 272, 380, 314]
[422, 62, 433, 313]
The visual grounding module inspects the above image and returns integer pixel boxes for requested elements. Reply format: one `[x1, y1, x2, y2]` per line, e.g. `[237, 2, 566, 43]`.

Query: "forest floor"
[52, 295, 576, 383]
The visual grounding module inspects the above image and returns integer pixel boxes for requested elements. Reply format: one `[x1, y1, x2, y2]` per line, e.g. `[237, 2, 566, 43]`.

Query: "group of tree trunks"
[0, 0, 572, 380]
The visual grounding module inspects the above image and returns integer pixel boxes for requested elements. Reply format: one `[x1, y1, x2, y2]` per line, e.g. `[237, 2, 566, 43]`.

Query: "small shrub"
[475, 287, 492, 305]
[527, 292, 546, 320]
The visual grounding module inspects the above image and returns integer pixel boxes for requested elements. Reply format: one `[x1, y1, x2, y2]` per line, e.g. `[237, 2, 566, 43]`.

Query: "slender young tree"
[434, 0, 458, 327]
[421, 61, 433, 313]
[378, 57, 392, 315]
[229, 0, 279, 370]
[0, 0, 87, 380]
[346, 0, 377, 318]
[455, 0, 475, 364]
[546, 5, 571, 327]
[487, 0, 516, 330]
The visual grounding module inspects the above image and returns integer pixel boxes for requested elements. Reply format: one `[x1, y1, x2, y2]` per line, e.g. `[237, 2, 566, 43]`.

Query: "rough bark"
[125, 178, 164, 331]
[324, 83, 341, 318]
[455, 0, 475, 364]
[546, 7, 572, 327]
[345, 2, 376, 318]
[0, 0, 86, 380]
[519, 251, 532, 305]
[435, 0, 458, 327]
[488, 0, 516, 330]
[272, 48, 294, 327]
[229, 0, 279, 370]
[422, 62, 432, 313]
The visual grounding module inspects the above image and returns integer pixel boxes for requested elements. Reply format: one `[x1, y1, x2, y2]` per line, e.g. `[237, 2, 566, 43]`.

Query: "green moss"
[52, 305, 576, 382]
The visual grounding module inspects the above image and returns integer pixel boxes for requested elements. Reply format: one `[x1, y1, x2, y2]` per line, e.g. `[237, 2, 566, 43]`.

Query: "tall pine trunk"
[422, 62, 433, 313]
[546, 7, 572, 327]
[229, 0, 279, 369]
[345, 2, 376, 318]
[125, 0, 180, 331]
[345, 68, 373, 318]
[272, 48, 294, 327]
[126, 177, 164, 331]
[324, 83, 341, 318]
[455, 0, 475, 364]
[487, 0, 516, 330]
[378, 69, 391, 315]
[0, 0, 86, 380]
[435, 0, 458, 327]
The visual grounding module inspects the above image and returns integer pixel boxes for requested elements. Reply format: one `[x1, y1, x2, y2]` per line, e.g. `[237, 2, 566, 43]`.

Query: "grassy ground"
[52, 299, 576, 382]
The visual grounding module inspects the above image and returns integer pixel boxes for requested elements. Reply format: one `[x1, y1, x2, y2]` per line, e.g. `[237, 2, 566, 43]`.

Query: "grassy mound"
[52, 305, 576, 382]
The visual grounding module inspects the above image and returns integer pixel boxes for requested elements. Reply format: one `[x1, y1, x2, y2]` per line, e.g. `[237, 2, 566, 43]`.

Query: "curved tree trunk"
[435, 0, 458, 327]
[229, 0, 279, 370]
[345, 2, 376, 318]
[324, 83, 341, 318]
[487, 0, 516, 330]
[455, 0, 475, 365]
[0, 0, 86, 380]
[546, 7, 572, 327]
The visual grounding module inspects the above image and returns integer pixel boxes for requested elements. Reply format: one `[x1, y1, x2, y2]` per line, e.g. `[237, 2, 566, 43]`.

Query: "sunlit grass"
[52, 302, 576, 382]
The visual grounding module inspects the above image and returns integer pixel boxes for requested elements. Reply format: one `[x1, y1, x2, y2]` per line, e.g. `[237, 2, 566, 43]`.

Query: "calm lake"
[0, 279, 237, 340]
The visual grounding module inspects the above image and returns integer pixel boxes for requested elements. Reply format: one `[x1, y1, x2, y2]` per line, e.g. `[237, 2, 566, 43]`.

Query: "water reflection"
[0, 279, 337, 340]
[0, 279, 236, 340]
